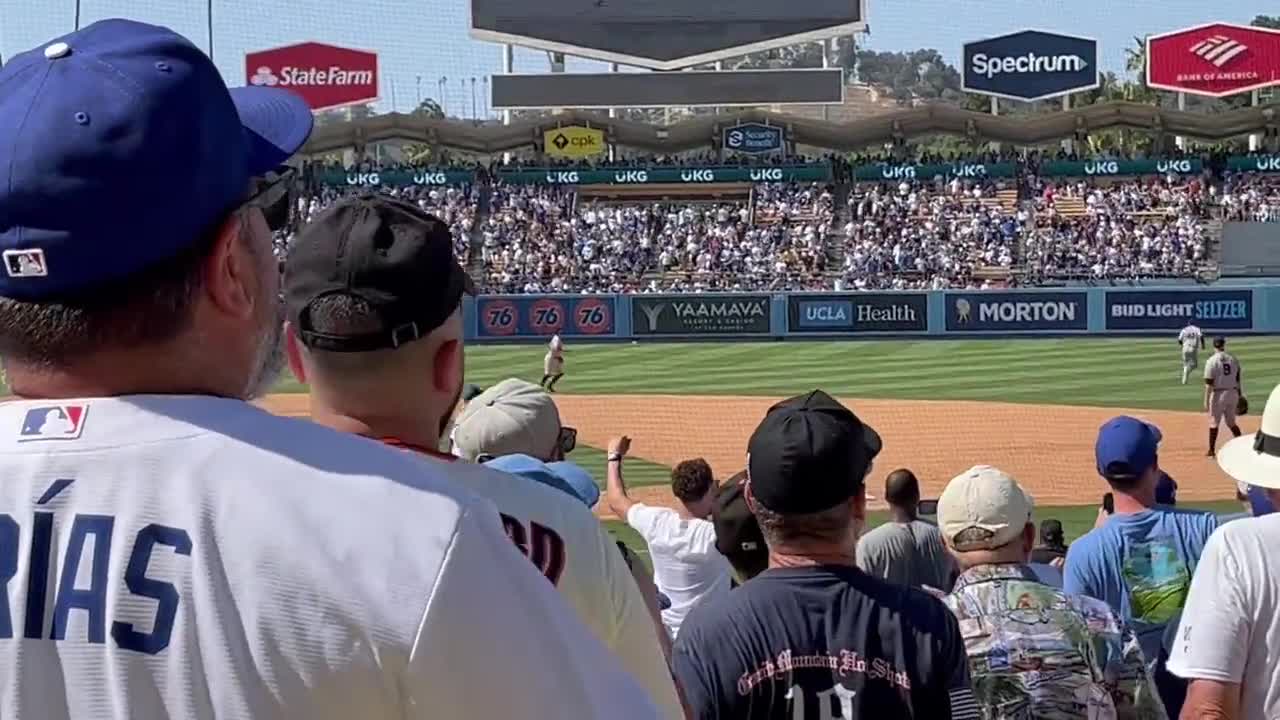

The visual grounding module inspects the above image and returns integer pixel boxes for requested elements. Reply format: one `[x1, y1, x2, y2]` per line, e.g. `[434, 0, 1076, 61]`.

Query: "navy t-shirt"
[672, 565, 977, 719]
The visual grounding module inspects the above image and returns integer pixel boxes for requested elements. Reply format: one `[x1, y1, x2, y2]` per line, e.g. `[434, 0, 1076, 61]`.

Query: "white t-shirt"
[0, 396, 655, 720]
[1178, 324, 1203, 352]
[1168, 514, 1280, 718]
[626, 504, 732, 638]
[420, 455, 683, 718]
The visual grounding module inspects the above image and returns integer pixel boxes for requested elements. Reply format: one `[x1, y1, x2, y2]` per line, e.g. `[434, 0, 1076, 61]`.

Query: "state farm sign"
[245, 42, 378, 111]
[1147, 22, 1280, 97]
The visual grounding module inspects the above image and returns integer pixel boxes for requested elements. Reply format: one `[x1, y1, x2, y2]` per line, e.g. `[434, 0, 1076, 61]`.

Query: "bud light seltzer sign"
[246, 42, 379, 111]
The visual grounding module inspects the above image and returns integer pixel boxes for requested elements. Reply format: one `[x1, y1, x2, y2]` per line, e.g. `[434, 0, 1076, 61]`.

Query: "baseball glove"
[1237, 395, 1250, 415]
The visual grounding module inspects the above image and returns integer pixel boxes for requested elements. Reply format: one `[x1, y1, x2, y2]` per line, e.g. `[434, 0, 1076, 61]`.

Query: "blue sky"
[1, 0, 1271, 117]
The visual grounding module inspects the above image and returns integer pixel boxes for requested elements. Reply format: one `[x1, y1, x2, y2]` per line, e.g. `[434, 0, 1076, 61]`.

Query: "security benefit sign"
[1105, 290, 1253, 331]
[632, 295, 771, 336]
[962, 30, 1099, 101]
[722, 123, 784, 155]
[946, 292, 1088, 332]
[543, 126, 606, 160]
[788, 294, 927, 334]
[477, 296, 616, 338]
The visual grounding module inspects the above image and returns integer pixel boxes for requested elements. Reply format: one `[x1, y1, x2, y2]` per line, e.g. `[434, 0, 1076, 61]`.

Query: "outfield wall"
[463, 286, 1277, 341]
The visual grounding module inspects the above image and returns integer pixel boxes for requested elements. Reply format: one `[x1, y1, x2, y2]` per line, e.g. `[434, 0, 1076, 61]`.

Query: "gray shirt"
[856, 520, 954, 591]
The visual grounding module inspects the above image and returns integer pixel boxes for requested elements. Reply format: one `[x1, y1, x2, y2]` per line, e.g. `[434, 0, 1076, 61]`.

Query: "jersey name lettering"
[0, 503, 192, 655]
[500, 513, 567, 585]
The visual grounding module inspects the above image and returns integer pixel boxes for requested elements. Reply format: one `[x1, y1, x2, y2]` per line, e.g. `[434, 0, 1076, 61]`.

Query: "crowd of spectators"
[840, 178, 1019, 290]
[277, 153, 1280, 293]
[1221, 171, 1280, 222]
[1024, 176, 1210, 280]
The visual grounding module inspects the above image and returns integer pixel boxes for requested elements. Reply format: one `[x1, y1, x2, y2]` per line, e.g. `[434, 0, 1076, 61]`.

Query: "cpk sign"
[1147, 23, 1280, 97]
[245, 42, 378, 111]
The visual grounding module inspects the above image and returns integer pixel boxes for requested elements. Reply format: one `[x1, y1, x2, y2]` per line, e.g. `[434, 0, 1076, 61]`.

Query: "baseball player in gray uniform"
[1178, 323, 1205, 385]
[541, 333, 565, 392]
[1205, 336, 1245, 456]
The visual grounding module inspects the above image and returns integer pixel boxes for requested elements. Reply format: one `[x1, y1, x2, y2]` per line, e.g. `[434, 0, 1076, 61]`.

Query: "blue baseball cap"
[0, 19, 313, 300]
[1096, 416, 1163, 481]
[485, 454, 601, 509]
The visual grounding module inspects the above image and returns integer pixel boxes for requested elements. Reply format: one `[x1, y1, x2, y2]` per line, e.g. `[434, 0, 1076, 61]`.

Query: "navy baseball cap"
[1095, 416, 1163, 481]
[0, 19, 313, 301]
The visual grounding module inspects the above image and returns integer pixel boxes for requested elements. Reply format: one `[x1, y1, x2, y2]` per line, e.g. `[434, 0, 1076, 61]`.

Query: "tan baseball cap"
[937, 465, 1035, 551]
[451, 378, 562, 462]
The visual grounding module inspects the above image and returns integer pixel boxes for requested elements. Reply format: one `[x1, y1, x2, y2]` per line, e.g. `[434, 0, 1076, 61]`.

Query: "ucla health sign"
[1105, 290, 1253, 331]
[788, 294, 927, 333]
[962, 30, 1099, 101]
[946, 292, 1088, 332]
[722, 123, 784, 155]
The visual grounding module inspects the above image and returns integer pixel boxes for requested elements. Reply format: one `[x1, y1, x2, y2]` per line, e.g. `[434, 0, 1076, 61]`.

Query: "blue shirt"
[1064, 507, 1219, 663]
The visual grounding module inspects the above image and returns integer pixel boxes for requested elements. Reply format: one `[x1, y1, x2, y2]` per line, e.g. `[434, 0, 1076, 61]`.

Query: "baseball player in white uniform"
[542, 333, 565, 392]
[282, 198, 684, 718]
[0, 20, 656, 720]
[1178, 322, 1205, 385]
[1205, 336, 1245, 457]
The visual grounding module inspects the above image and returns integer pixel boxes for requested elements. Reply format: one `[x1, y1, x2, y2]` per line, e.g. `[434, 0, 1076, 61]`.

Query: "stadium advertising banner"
[477, 296, 617, 338]
[498, 164, 831, 185]
[632, 295, 771, 336]
[317, 169, 476, 187]
[1227, 155, 1280, 173]
[245, 42, 378, 111]
[946, 292, 1088, 332]
[1147, 23, 1280, 98]
[962, 30, 1099, 101]
[1105, 290, 1254, 331]
[543, 126, 606, 159]
[1038, 158, 1202, 177]
[853, 162, 1015, 182]
[723, 123, 784, 155]
[788, 294, 928, 333]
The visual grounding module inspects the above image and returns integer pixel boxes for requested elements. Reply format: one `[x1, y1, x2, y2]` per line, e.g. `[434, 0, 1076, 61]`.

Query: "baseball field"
[262, 336, 1280, 560]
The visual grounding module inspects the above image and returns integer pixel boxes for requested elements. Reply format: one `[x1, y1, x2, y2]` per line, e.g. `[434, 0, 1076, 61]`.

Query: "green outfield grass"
[272, 337, 1276, 563]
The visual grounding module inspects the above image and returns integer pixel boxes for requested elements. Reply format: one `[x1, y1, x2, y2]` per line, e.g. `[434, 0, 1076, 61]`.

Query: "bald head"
[884, 468, 920, 511]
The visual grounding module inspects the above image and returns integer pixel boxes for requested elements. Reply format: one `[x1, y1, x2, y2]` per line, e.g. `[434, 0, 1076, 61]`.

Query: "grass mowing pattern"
[458, 337, 1280, 412]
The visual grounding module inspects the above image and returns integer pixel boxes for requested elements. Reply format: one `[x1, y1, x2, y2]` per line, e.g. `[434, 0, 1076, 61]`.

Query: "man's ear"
[202, 213, 256, 321]
[744, 479, 757, 513]
[432, 338, 463, 394]
[852, 486, 867, 520]
[284, 321, 307, 385]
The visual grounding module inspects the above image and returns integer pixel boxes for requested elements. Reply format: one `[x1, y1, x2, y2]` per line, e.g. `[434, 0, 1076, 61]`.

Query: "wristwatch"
[607, 452, 624, 463]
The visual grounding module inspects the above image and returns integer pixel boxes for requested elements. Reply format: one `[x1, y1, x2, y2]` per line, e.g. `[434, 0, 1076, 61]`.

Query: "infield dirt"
[259, 393, 1245, 519]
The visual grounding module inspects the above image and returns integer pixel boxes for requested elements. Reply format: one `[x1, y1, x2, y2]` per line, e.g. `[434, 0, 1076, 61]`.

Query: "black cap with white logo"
[284, 195, 474, 352]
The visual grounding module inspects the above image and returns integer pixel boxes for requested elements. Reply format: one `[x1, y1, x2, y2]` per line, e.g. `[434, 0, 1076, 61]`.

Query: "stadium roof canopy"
[300, 100, 1280, 156]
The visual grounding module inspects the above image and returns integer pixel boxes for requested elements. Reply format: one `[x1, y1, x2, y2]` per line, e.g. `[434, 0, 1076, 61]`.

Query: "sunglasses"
[245, 166, 296, 232]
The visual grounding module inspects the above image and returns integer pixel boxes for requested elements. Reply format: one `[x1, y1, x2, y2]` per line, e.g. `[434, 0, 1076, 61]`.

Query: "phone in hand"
[1102, 492, 1115, 515]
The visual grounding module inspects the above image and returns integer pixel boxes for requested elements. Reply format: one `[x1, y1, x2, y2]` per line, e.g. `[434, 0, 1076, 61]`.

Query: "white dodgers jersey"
[1205, 351, 1241, 391]
[424, 457, 684, 719]
[0, 396, 656, 720]
[1178, 325, 1203, 352]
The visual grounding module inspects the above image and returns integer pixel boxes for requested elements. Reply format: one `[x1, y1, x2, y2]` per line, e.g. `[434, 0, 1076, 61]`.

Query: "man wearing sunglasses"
[283, 200, 684, 718]
[0, 19, 658, 720]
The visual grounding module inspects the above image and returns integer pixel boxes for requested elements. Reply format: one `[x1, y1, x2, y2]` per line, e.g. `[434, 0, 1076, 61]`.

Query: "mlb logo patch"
[19, 404, 88, 441]
[4, 249, 48, 278]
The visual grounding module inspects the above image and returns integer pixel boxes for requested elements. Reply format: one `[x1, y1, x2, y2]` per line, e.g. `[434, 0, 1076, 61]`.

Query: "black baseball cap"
[1039, 519, 1065, 547]
[284, 195, 474, 352]
[1214, 336, 1227, 349]
[746, 390, 882, 514]
[712, 472, 767, 579]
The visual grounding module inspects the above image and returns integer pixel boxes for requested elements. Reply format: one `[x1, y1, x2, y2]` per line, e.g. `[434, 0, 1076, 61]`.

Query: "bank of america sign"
[962, 29, 1100, 101]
